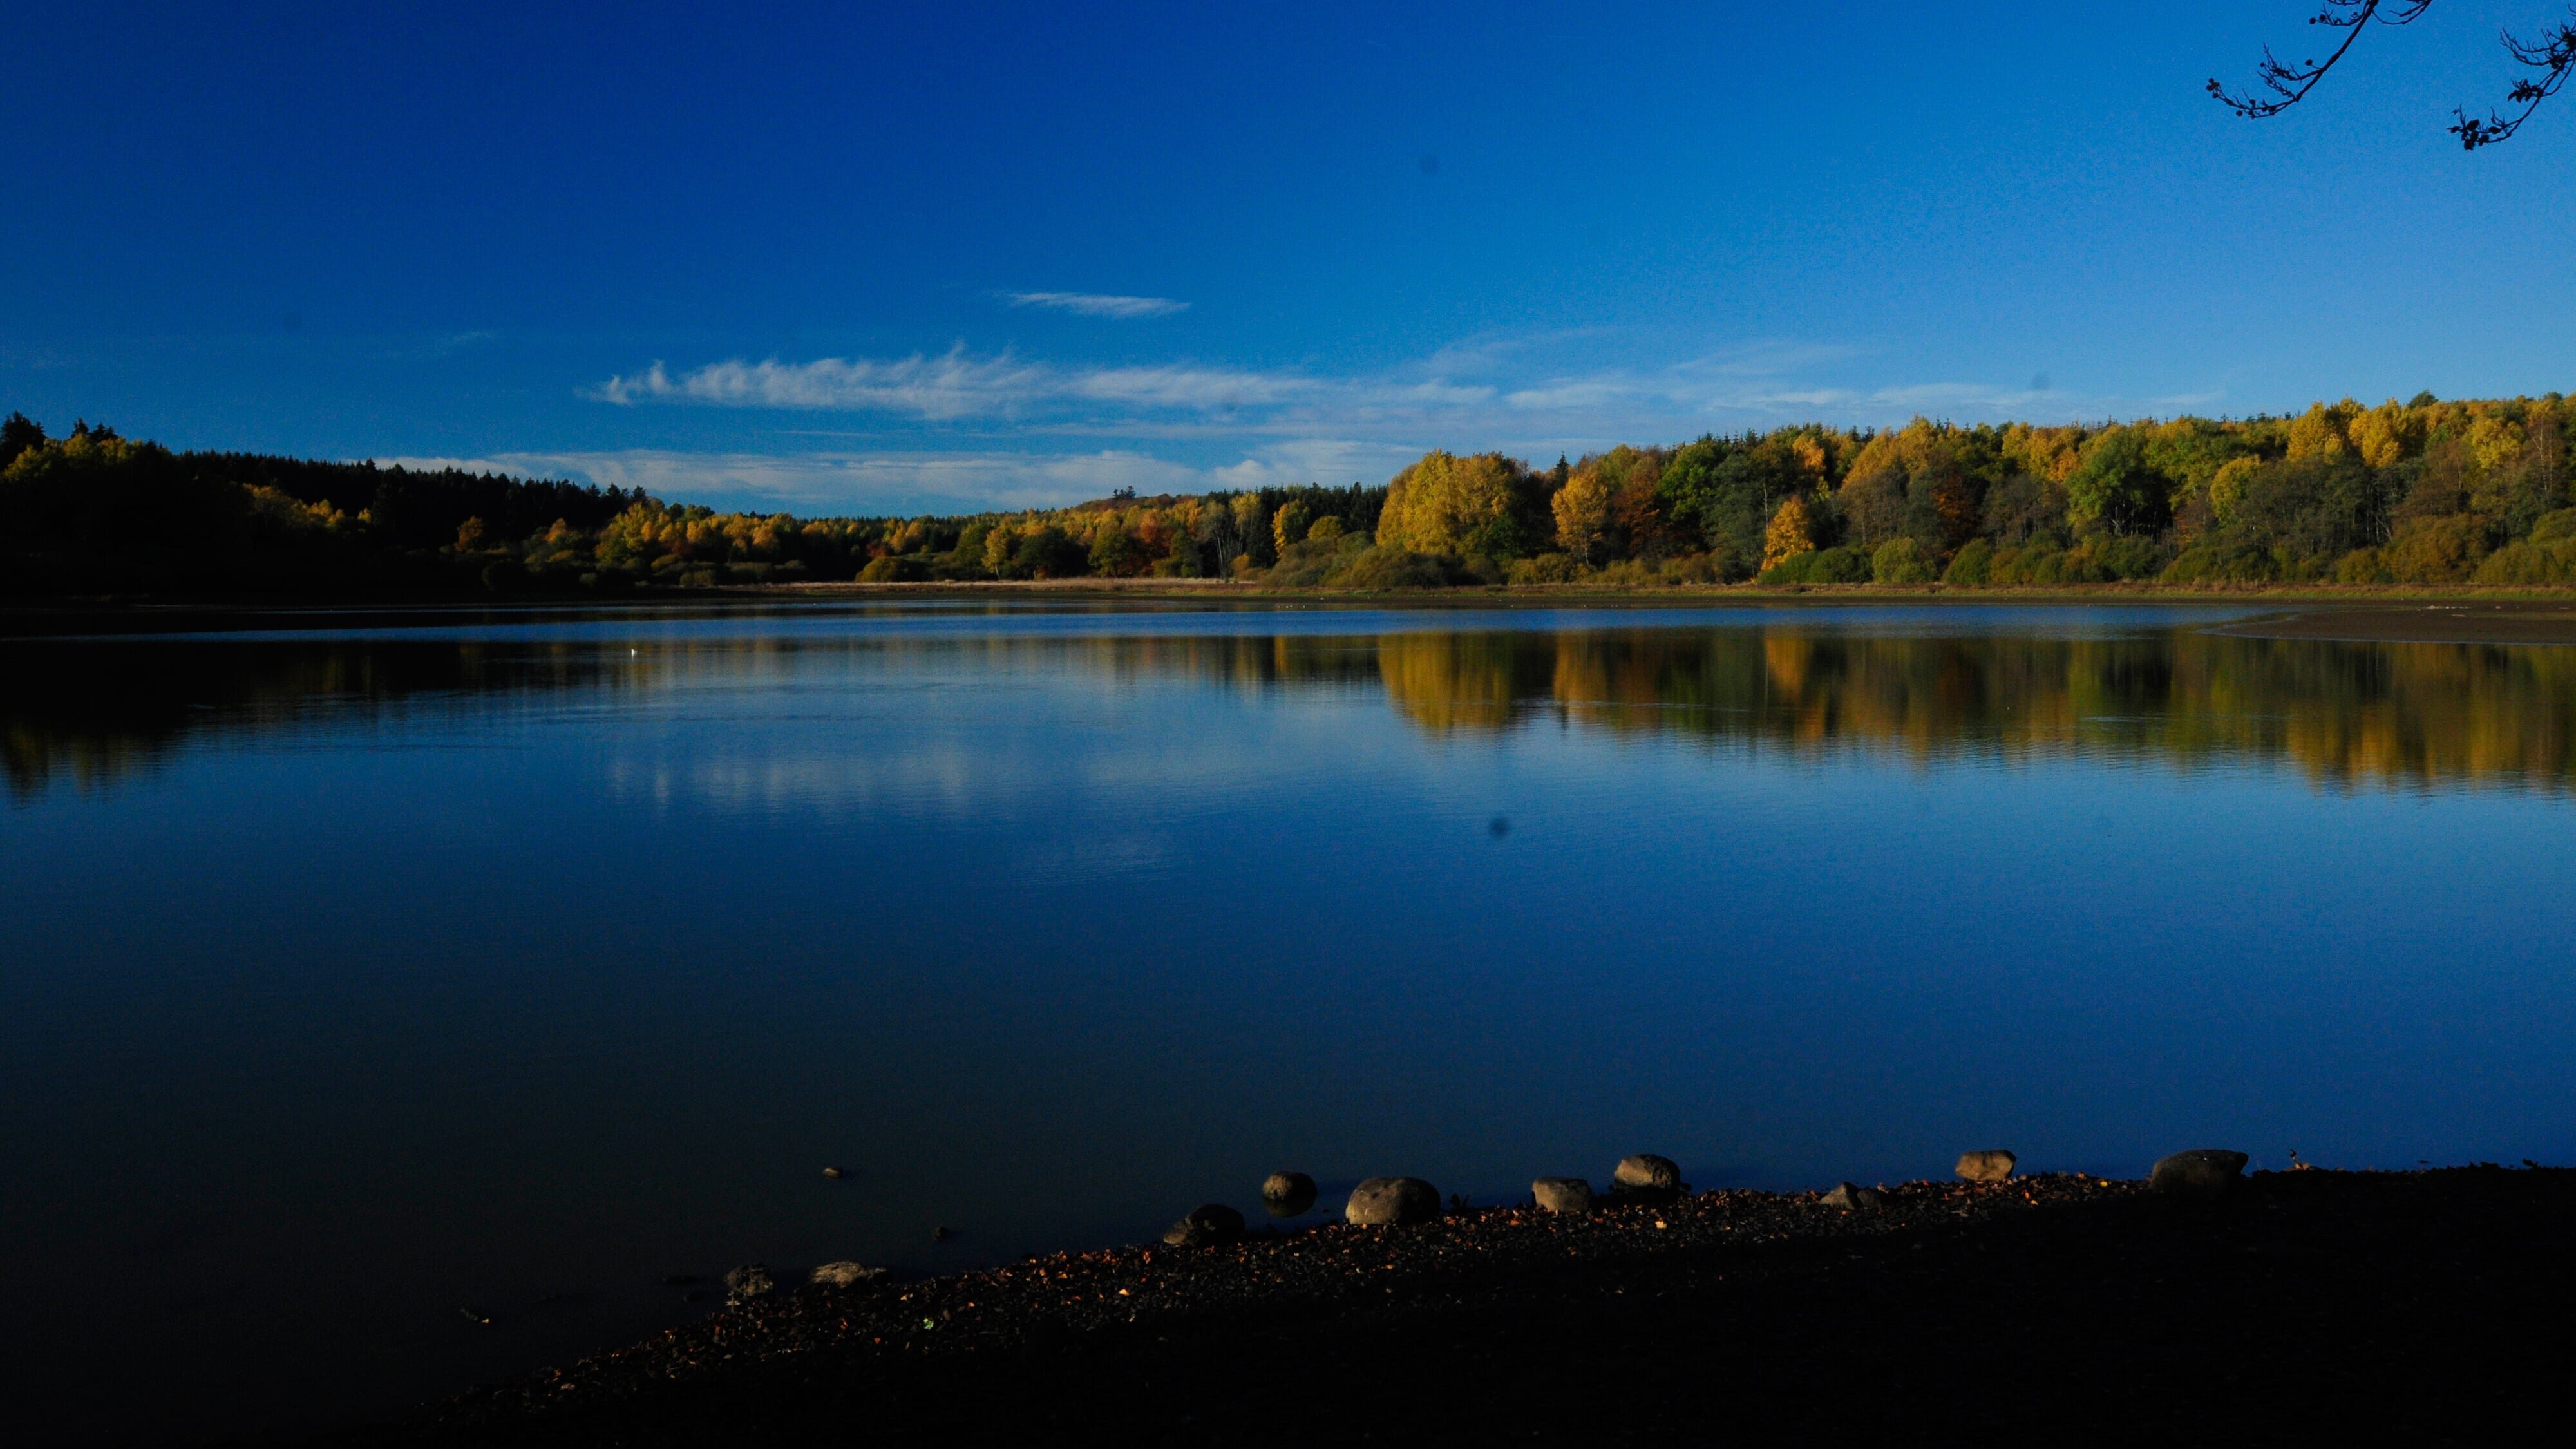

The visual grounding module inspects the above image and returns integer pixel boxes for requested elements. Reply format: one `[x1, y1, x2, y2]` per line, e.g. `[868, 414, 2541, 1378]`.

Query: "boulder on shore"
[1260, 1171, 1318, 1217]
[723, 1264, 774, 1302]
[1955, 1150, 2018, 1183]
[809, 1261, 882, 1289]
[2150, 1148, 2249, 1198]
[1346, 1177, 1441, 1226]
[1612, 1154, 1682, 1195]
[1821, 1182, 1883, 1211]
[1162, 1203, 1247, 1248]
[1533, 1177, 1594, 1215]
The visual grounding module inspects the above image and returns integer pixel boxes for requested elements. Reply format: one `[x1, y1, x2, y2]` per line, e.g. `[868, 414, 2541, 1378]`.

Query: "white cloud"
[1006, 291, 1189, 319]
[377, 444, 1390, 515]
[591, 350, 1054, 417]
[1066, 365, 1301, 408]
[591, 347, 1298, 418]
[554, 334, 2237, 514]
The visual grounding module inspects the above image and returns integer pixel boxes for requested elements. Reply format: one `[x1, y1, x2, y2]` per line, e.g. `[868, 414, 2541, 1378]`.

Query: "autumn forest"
[9, 393, 2576, 598]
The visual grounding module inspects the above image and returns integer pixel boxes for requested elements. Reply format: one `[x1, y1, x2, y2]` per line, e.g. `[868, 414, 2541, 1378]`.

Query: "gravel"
[355, 1167, 2576, 1446]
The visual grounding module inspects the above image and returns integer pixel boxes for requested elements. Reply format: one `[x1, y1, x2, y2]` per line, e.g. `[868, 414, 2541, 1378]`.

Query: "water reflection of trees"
[1367, 629, 2576, 790]
[1, 640, 640, 797]
[10, 626, 2576, 797]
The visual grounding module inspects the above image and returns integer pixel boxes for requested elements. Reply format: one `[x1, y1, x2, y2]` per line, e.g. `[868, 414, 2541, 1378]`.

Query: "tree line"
[10, 393, 2576, 596]
[0, 413, 646, 597]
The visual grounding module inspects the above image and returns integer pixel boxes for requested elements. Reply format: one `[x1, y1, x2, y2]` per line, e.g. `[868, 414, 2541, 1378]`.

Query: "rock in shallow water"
[1613, 1155, 1681, 1195]
[1533, 1177, 1593, 1214]
[809, 1261, 882, 1288]
[1260, 1172, 1318, 1217]
[1821, 1182, 1882, 1211]
[2150, 1148, 2249, 1198]
[1163, 1203, 1247, 1247]
[724, 1264, 774, 1302]
[1346, 1177, 1441, 1226]
[1955, 1150, 2018, 1183]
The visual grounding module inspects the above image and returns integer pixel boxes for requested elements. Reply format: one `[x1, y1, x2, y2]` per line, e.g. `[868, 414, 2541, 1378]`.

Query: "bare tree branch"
[2454, 18, 2576, 146]
[2209, 1, 2576, 148]
[2208, 2, 2434, 120]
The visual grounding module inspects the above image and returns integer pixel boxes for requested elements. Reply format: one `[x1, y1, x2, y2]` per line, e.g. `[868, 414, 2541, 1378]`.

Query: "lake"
[8, 599, 2576, 1443]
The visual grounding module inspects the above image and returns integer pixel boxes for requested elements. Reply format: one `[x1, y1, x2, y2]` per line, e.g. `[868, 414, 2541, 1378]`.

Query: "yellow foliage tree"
[1550, 465, 1615, 563]
[1844, 417, 1948, 484]
[1790, 433, 1829, 479]
[1762, 495, 1817, 570]
[2208, 457, 2262, 524]
[2468, 413, 2526, 473]
[983, 524, 1021, 571]
[1272, 499, 1312, 553]
[2287, 401, 2362, 464]
[1230, 493, 1267, 548]
[2000, 423, 2085, 485]
[1377, 451, 1525, 556]
[2348, 400, 2421, 469]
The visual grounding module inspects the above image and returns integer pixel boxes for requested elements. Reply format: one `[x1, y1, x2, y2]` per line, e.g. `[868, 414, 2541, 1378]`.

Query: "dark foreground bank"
[318, 1166, 2576, 1447]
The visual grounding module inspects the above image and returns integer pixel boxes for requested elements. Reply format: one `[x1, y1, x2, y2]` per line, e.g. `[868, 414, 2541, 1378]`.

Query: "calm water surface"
[8, 600, 2576, 1443]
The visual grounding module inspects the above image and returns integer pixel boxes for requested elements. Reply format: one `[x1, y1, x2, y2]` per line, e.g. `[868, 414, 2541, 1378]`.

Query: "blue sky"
[7, 1, 2576, 515]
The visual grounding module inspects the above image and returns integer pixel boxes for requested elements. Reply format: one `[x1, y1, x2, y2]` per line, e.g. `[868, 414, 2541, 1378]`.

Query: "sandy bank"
[2206, 601, 2576, 644]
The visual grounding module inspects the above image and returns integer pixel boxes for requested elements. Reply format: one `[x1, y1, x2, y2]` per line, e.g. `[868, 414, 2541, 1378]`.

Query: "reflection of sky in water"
[5, 602, 2576, 1444]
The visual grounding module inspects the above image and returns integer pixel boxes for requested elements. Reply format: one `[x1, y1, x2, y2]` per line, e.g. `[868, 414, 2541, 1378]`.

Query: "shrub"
[2472, 540, 2576, 585]
[1264, 554, 1329, 587]
[2532, 508, 2576, 546]
[2083, 534, 2169, 581]
[1989, 546, 2048, 584]
[1942, 538, 1993, 585]
[1757, 550, 1812, 584]
[1506, 552, 1579, 585]
[858, 555, 931, 583]
[1659, 552, 1728, 585]
[1762, 545, 1870, 585]
[1815, 547, 1871, 583]
[2336, 548, 2394, 584]
[2382, 515, 2490, 583]
[2162, 544, 2279, 585]
[1329, 544, 1450, 589]
[1871, 536, 1935, 584]
[2016, 549, 2083, 585]
[1590, 558, 1662, 588]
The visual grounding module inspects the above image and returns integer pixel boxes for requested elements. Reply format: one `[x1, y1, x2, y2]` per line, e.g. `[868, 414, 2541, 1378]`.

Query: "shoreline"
[20, 588, 2576, 646]
[332, 1162, 2576, 1446]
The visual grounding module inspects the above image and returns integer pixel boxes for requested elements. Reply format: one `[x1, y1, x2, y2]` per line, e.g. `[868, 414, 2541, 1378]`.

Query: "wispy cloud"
[592, 351, 1049, 416]
[592, 348, 1293, 417]
[1006, 291, 1188, 318]
[378, 444, 1399, 515]
[565, 335, 2233, 514]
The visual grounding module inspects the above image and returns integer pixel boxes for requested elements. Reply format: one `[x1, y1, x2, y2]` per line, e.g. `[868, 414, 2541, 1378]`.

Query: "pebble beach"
[331, 1159, 2576, 1446]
